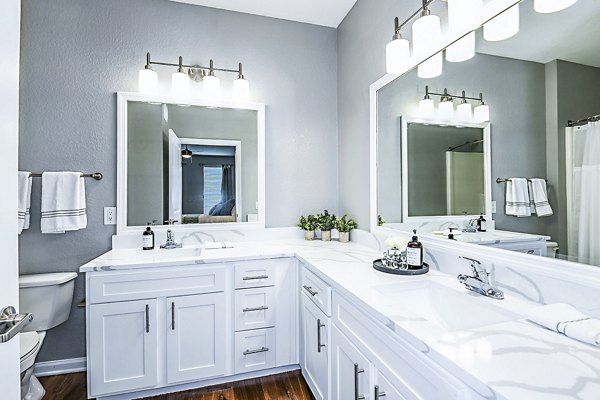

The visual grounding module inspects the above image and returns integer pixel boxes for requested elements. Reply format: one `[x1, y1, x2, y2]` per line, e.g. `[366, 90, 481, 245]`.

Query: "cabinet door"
[89, 300, 158, 397]
[301, 293, 330, 400]
[166, 292, 227, 384]
[374, 369, 411, 400]
[331, 325, 372, 400]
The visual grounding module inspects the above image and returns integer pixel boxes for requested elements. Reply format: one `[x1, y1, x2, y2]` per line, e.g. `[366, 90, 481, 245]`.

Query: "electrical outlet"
[104, 207, 117, 225]
[491, 201, 497, 214]
[255, 201, 259, 210]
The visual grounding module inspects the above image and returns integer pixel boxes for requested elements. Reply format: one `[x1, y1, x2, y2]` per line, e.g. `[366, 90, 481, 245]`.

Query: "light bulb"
[138, 68, 158, 94]
[484, 4, 519, 42]
[446, 0, 482, 62]
[474, 104, 490, 122]
[386, 36, 410, 74]
[204, 74, 221, 98]
[233, 78, 250, 102]
[413, 13, 443, 79]
[419, 98, 435, 119]
[534, 0, 577, 13]
[171, 71, 190, 97]
[439, 99, 455, 121]
[457, 101, 473, 122]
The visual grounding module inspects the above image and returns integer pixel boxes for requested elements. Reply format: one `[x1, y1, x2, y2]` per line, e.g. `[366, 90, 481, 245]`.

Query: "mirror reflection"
[377, 0, 600, 267]
[127, 102, 258, 227]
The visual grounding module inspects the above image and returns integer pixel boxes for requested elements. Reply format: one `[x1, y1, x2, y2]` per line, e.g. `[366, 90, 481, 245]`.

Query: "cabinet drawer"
[234, 287, 276, 331]
[88, 266, 226, 304]
[301, 267, 332, 316]
[234, 327, 276, 374]
[234, 261, 277, 289]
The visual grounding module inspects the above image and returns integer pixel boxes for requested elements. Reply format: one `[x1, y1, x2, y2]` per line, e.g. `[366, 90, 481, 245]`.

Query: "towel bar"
[29, 172, 103, 181]
[496, 178, 548, 184]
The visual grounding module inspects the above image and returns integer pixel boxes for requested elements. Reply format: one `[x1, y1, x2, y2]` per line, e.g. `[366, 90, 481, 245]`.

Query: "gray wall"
[19, 0, 337, 362]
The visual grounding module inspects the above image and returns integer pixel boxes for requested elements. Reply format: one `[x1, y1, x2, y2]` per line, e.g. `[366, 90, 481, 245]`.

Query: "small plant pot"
[339, 231, 350, 243]
[321, 230, 332, 241]
[304, 230, 315, 241]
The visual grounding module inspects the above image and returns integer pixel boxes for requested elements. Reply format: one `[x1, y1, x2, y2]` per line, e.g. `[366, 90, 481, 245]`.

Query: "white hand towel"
[18, 171, 32, 234]
[524, 303, 600, 347]
[41, 172, 87, 234]
[203, 241, 234, 249]
[505, 178, 531, 217]
[528, 178, 553, 217]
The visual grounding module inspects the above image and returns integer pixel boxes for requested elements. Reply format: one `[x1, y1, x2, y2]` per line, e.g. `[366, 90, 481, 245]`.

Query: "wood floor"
[39, 370, 315, 400]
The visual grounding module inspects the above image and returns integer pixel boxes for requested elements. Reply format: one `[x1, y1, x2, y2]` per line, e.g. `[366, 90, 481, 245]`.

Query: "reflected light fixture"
[484, 4, 520, 42]
[417, 87, 489, 123]
[386, 17, 411, 74]
[446, 0, 482, 62]
[418, 86, 435, 119]
[456, 92, 473, 122]
[439, 90, 455, 121]
[138, 53, 158, 94]
[181, 145, 192, 159]
[534, 0, 577, 13]
[232, 63, 250, 102]
[474, 94, 490, 122]
[203, 60, 221, 98]
[171, 56, 190, 97]
[413, 2, 442, 79]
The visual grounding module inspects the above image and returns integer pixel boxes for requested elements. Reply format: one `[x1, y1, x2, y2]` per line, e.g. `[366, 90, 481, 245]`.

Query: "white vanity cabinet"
[331, 324, 371, 400]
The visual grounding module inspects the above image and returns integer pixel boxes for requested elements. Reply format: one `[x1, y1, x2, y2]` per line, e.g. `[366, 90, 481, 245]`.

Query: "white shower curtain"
[573, 121, 600, 266]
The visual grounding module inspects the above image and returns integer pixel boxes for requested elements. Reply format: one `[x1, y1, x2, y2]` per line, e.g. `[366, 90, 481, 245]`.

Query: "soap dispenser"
[477, 213, 487, 232]
[448, 228, 457, 240]
[406, 229, 423, 269]
[143, 223, 155, 250]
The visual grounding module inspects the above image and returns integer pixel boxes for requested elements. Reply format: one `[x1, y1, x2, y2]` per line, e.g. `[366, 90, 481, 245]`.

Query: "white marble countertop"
[80, 240, 600, 399]
[428, 229, 551, 245]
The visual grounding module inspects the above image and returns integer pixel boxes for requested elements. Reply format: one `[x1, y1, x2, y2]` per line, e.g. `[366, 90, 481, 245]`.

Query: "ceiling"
[168, 0, 358, 27]
[476, 0, 600, 68]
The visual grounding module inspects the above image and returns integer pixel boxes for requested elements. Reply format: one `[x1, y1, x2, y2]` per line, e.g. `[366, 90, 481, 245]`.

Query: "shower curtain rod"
[567, 114, 600, 127]
[448, 139, 483, 152]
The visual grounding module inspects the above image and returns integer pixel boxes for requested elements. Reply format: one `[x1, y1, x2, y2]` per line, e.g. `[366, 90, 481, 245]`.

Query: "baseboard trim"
[34, 357, 87, 377]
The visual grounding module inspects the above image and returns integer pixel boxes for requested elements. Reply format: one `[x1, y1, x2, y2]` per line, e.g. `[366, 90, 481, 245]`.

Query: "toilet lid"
[20, 332, 40, 360]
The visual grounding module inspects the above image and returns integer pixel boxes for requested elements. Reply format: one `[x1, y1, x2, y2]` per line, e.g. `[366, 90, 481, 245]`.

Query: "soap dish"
[373, 259, 429, 276]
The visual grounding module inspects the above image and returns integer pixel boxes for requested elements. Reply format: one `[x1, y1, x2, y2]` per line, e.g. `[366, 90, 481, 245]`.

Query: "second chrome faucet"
[457, 256, 504, 300]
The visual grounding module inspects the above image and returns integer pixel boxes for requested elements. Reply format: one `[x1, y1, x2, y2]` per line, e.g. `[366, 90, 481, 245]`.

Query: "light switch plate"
[104, 207, 117, 225]
[491, 201, 497, 214]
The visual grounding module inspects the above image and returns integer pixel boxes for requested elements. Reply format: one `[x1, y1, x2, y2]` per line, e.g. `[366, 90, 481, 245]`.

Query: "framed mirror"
[117, 92, 265, 234]
[372, 0, 600, 267]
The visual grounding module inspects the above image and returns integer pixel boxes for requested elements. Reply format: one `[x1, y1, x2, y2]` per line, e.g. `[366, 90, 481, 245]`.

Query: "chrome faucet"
[160, 229, 182, 249]
[457, 256, 504, 300]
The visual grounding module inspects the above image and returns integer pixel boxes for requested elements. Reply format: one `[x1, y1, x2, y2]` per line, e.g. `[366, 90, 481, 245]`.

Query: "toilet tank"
[19, 272, 78, 332]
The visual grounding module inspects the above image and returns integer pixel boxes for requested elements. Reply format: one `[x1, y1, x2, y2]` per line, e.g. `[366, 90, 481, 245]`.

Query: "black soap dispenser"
[406, 229, 423, 269]
[448, 227, 457, 240]
[143, 223, 155, 250]
[477, 213, 487, 232]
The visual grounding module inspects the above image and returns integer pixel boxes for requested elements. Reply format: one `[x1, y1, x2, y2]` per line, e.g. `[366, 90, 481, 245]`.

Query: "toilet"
[18, 272, 78, 400]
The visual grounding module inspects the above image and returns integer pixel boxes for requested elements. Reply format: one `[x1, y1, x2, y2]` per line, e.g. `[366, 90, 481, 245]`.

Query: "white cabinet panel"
[375, 369, 411, 400]
[301, 293, 330, 400]
[331, 325, 371, 400]
[234, 327, 276, 373]
[234, 286, 276, 331]
[234, 261, 277, 289]
[301, 266, 332, 316]
[89, 300, 158, 397]
[166, 293, 227, 384]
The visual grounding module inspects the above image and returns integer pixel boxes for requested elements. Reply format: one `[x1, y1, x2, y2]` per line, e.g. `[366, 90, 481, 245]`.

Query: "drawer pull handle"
[354, 363, 365, 400]
[303, 285, 318, 296]
[375, 385, 386, 398]
[243, 275, 269, 281]
[145, 304, 150, 333]
[243, 306, 269, 312]
[317, 318, 326, 352]
[243, 347, 269, 355]
[171, 302, 175, 331]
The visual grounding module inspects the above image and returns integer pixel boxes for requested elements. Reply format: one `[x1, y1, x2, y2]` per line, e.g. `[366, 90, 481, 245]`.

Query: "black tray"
[373, 259, 429, 275]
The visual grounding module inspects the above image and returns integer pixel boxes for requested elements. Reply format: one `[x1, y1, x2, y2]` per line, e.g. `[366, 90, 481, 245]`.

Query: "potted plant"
[297, 214, 318, 240]
[317, 210, 336, 241]
[336, 214, 358, 243]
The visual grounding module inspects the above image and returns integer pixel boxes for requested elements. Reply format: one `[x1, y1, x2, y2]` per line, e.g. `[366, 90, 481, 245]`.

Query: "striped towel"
[18, 171, 32, 234]
[528, 178, 553, 217]
[41, 172, 87, 234]
[505, 178, 531, 217]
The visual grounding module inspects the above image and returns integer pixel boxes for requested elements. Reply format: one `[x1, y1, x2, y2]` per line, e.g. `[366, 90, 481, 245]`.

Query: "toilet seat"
[20, 332, 44, 373]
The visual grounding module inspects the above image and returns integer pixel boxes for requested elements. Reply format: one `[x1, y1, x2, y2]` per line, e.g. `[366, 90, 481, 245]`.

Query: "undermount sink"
[159, 247, 204, 258]
[375, 281, 521, 332]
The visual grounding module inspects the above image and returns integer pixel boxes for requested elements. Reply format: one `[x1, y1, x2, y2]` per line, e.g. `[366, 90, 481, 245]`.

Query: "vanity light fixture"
[418, 92, 435, 119]
[446, 0, 482, 63]
[419, 86, 489, 123]
[138, 53, 249, 100]
[413, 1, 443, 79]
[386, 17, 411, 74]
[456, 92, 473, 122]
[438, 90, 455, 121]
[474, 94, 490, 122]
[181, 145, 192, 159]
[534, 0, 577, 14]
[483, 3, 520, 42]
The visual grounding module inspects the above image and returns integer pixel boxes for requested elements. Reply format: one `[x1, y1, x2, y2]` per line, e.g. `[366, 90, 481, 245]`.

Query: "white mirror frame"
[116, 91, 266, 235]
[400, 118, 492, 223]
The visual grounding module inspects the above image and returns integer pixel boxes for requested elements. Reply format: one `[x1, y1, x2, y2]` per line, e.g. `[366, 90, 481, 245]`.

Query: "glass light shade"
[203, 75, 221, 98]
[534, 0, 577, 13]
[171, 71, 190, 97]
[386, 37, 410, 74]
[138, 68, 158, 94]
[474, 104, 490, 122]
[456, 102, 473, 122]
[413, 14, 443, 78]
[418, 98, 435, 119]
[439, 100, 455, 121]
[446, 0, 482, 62]
[484, 4, 519, 42]
[233, 78, 250, 102]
